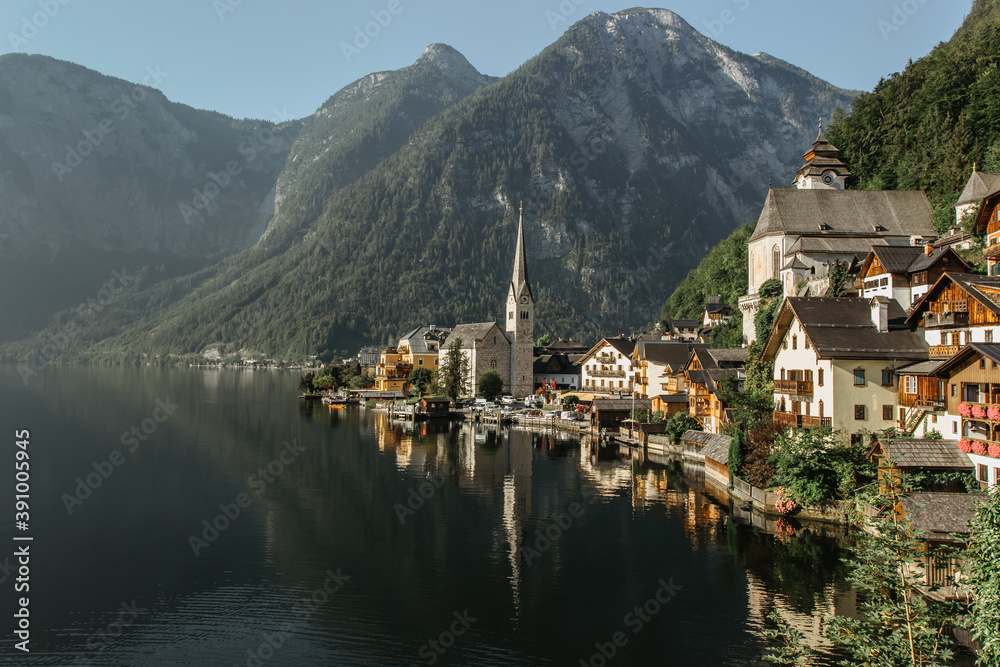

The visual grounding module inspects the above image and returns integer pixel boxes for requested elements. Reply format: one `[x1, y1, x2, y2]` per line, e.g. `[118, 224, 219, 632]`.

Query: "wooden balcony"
[595, 354, 616, 363]
[899, 392, 946, 411]
[929, 345, 960, 358]
[690, 402, 713, 417]
[773, 412, 832, 428]
[774, 379, 813, 397]
[984, 243, 1000, 260]
[591, 369, 625, 378]
[923, 312, 969, 328]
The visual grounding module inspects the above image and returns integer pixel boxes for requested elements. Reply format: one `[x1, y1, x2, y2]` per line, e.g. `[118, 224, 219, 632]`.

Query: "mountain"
[828, 0, 995, 231]
[2, 9, 856, 364]
[0, 54, 301, 340]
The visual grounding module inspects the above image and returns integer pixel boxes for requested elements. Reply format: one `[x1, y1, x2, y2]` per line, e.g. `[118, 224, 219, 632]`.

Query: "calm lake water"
[0, 365, 857, 666]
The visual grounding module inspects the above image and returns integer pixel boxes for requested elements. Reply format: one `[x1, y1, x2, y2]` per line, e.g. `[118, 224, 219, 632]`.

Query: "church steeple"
[793, 119, 851, 190]
[505, 202, 534, 398]
[510, 202, 533, 301]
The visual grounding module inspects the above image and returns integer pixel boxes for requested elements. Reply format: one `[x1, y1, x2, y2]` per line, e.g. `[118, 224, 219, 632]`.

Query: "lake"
[0, 365, 855, 666]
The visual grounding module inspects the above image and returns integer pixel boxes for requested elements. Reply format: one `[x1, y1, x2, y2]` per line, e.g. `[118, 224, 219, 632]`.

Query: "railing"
[925, 312, 969, 328]
[590, 369, 625, 378]
[984, 244, 1000, 260]
[773, 412, 831, 428]
[690, 401, 713, 417]
[899, 392, 946, 410]
[595, 354, 616, 363]
[773, 379, 813, 397]
[929, 345, 960, 358]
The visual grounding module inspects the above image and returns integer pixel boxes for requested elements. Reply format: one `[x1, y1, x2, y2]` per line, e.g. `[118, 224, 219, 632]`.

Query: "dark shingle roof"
[443, 322, 503, 347]
[765, 298, 928, 362]
[636, 341, 707, 367]
[901, 493, 984, 536]
[593, 398, 651, 412]
[751, 189, 935, 242]
[956, 170, 1000, 206]
[695, 432, 733, 464]
[877, 439, 972, 470]
[655, 394, 689, 404]
[931, 343, 1000, 375]
[871, 246, 925, 274]
[908, 246, 967, 273]
[907, 273, 1000, 327]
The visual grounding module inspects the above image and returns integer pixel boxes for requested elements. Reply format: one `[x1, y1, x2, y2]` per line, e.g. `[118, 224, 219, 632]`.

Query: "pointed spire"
[511, 202, 532, 301]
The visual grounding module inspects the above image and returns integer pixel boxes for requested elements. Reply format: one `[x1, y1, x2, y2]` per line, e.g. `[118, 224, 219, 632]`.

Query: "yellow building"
[374, 326, 451, 392]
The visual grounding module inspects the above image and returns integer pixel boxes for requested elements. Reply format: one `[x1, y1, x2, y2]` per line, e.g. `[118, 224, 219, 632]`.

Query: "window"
[855, 404, 866, 420]
[903, 375, 915, 394]
[508, 312, 513, 320]
[782, 339, 787, 350]
[520, 311, 529, 320]
[988, 330, 995, 343]
[805, 402, 810, 416]
[953, 422, 958, 434]
[881, 369, 892, 386]
[979, 464, 989, 484]
[818, 369, 824, 387]
[792, 335, 797, 350]
[899, 407, 905, 422]
[854, 369, 866, 386]
[965, 331, 971, 345]
[805, 337, 810, 350]
[941, 332, 947, 345]
[818, 400, 824, 418]
[780, 368, 786, 380]
[772, 245, 780, 279]
[952, 332, 961, 346]
[418, 358, 424, 365]
[951, 384, 957, 397]
[490, 360, 497, 370]
[982, 358, 987, 369]
[883, 405, 893, 420]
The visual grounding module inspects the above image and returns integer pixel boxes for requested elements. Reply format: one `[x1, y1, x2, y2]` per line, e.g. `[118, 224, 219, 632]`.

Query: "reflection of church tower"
[792, 120, 851, 190]
[506, 204, 534, 397]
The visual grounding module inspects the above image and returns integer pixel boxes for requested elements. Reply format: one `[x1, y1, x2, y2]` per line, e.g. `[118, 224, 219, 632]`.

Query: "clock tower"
[792, 120, 851, 190]
[506, 204, 534, 398]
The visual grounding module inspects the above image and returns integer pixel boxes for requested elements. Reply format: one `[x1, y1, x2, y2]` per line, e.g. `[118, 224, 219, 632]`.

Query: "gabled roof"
[579, 337, 637, 364]
[704, 348, 748, 367]
[901, 493, 984, 536]
[442, 322, 504, 348]
[669, 319, 700, 329]
[750, 189, 935, 242]
[399, 326, 452, 355]
[930, 343, 1000, 376]
[635, 341, 707, 368]
[906, 273, 1000, 327]
[895, 359, 946, 376]
[956, 169, 1000, 207]
[857, 246, 968, 279]
[763, 297, 928, 362]
[870, 439, 972, 470]
[654, 394, 689, 404]
[592, 398, 651, 412]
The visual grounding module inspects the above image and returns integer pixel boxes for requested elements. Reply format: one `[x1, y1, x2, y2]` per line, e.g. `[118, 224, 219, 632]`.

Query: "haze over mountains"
[0, 8, 856, 363]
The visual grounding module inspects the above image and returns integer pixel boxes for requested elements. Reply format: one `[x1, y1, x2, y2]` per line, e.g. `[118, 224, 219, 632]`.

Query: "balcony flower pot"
[973, 405, 988, 420]
[958, 402, 972, 417]
[973, 440, 989, 456]
[959, 438, 974, 454]
[990, 443, 1000, 459]
[989, 405, 1000, 421]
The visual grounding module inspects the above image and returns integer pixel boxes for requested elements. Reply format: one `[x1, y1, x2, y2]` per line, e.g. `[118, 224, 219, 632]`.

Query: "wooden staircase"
[900, 406, 926, 437]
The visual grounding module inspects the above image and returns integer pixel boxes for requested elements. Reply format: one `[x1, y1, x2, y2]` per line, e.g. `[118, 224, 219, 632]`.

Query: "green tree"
[727, 429, 745, 484]
[966, 487, 1000, 665]
[436, 338, 470, 401]
[825, 470, 961, 666]
[629, 407, 650, 422]
[709, 312, 745, 348]
[754, 278, 783, 344]
[477, 369, 504, 402]
[770, 428, 874, 506]
[563, 394, 580, 408]
[665, 410, 701, 445]
[408, 367, 433, 397]
[298, 372, 316, 393]
[536, 333, 553, 347]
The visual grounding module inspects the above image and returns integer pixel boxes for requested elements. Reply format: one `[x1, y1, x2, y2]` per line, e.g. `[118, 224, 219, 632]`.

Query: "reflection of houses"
[932, 343, 1000, 487]
[763, 297, 928, 443]
[580, 338, 636, 395]
[740, 129, 936, 343]
[855, 245, 968, 310]
[684, 348, 746, 435]
[906, 273, 1000, 357]
[375, 326, 451, 392]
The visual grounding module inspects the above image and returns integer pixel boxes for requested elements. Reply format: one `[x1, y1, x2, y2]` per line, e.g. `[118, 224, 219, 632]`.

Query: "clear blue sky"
[1, 0, 973, 121]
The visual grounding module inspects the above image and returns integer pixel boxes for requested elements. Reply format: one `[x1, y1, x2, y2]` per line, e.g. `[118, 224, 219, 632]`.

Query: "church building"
[440, 205, 535, 397]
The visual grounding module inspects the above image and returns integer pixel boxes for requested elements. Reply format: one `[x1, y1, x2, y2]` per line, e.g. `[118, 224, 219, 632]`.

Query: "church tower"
[506, 204, 534, 398]
[792, 120, 851, 190]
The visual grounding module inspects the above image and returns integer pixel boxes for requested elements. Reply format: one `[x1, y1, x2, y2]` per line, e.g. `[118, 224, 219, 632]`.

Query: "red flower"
[989, 443, 1000, 459]
[988, 405, 1000, 421]
[973, 440, 989, 456]
[973, 405, 988, 419]
[959, 402, 972, 417]
[959, 439, 973, 454]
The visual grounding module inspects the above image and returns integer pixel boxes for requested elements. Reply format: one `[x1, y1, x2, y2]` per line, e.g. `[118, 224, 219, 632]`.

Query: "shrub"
[770, 427, 874, 506]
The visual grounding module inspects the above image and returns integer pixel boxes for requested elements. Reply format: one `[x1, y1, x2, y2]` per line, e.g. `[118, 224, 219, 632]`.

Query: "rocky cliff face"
[0, 54, 298, 260]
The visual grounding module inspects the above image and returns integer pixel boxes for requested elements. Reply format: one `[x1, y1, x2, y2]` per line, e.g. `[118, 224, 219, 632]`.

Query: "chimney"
[924, 244, 933, 256]
[870, 297, 889, 333]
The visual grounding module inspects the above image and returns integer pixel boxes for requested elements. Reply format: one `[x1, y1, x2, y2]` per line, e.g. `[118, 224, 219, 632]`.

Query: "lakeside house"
[762, 297, 928, 444]
[532, 352, 582, 392]
[683, 347, 747, 435]
[631, 340, 707, 399]
[855, 245, 968, 310]
[580, 337, 637, 395]
[375, 326, 451, 392]
[866, 438, 972, 493]
[905, 272, 1000, 357]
